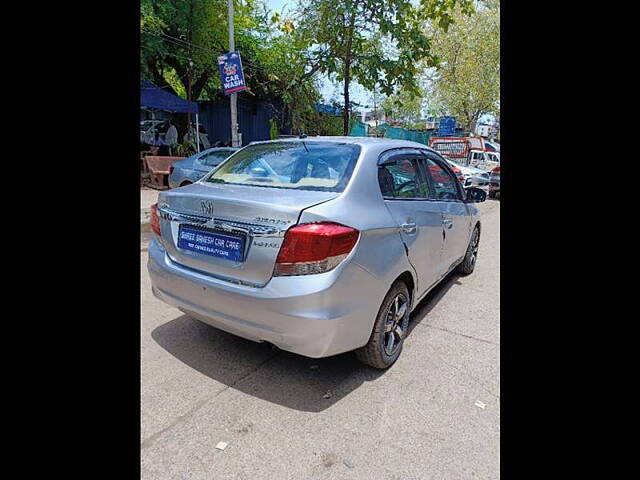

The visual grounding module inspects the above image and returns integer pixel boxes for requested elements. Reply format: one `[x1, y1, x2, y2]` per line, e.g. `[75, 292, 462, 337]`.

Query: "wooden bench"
[144, 156, 185, 189]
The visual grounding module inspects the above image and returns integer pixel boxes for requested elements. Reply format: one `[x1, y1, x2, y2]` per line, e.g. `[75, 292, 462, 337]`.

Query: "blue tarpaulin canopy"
[141, 80, 198, 114]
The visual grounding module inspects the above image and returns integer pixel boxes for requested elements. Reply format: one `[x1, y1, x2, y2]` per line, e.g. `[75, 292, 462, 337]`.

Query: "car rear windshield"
[205, 141, 361, 192]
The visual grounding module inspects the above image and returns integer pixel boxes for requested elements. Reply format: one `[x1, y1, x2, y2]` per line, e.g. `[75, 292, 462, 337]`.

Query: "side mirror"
[464, 186, 487, 203]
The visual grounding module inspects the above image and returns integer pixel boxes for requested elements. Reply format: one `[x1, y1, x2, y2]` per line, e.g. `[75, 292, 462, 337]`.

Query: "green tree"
[140, 1, 324, 134]
[422, 0, 500, 131]
[294, 0, 473, 135]
[381, 88, 425, 125]
[141, 0, 230, 100]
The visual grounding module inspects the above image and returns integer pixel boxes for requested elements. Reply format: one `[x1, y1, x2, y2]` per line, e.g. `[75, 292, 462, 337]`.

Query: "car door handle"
[442, 218, 453, 229]
[401, 222, 417, 235]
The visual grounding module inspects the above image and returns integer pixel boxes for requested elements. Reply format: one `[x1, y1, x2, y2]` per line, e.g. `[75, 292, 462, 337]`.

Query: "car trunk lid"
[156, 182, 338, 286]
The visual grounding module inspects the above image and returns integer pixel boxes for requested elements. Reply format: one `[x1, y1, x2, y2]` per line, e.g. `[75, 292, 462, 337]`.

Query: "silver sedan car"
[148, 137, 486, 368]
[168, 147, 239, 189]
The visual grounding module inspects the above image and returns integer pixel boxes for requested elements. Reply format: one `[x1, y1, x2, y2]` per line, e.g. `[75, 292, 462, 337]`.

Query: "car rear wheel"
[457, 226, 480, 275]
[355, 281, 410, 369]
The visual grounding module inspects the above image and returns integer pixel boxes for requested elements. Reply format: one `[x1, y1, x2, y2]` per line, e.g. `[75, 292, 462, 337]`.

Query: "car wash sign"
[217, 51, 246, 95]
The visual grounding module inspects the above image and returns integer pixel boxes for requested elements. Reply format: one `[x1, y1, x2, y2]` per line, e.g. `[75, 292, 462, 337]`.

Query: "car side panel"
[437, 201, 473, 270]
[169, 168, 199, 188]
[300, 200, 417, 347]
[299, 144, 420, 316]
[382, 199, 444, 297]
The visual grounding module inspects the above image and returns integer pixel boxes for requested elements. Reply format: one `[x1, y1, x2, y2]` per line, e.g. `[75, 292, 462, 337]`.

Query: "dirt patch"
[321, 452, 338, 468]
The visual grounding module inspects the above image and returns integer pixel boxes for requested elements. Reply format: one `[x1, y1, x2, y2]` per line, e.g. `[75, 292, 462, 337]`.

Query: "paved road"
[141, 199, 500, 479]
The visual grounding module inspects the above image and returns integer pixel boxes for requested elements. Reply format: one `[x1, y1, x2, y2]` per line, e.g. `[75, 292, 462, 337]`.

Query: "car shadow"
[406, 270, 463, 336]
[150, 271, 460, 413]
[151, 314, 386, 412]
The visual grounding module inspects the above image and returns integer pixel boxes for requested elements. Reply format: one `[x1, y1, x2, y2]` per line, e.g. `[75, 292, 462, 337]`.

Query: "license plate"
[177, 225, 246, 262]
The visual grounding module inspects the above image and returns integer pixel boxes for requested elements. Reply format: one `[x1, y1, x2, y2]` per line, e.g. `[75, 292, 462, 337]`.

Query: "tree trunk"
[342, 10, 357, 136]
[192, 72, 209, 101]
[343, 62, 350, 135]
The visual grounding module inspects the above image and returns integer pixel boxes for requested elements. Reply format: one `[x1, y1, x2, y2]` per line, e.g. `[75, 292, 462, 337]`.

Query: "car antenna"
[299, 132, 309, 152]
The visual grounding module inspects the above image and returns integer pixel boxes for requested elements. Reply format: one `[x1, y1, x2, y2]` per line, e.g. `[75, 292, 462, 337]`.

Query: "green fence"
[349, 120, 369, 137]
[378, 123, 432, 145]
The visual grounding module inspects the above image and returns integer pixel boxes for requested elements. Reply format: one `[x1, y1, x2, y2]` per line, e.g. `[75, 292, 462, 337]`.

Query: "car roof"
[198, 147, 239, 154]
[247, 136, 437, 154]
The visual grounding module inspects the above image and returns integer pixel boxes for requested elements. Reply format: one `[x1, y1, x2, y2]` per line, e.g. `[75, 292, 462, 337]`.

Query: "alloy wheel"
[383, 294, 408, 356]
[469, 229, 479, 266]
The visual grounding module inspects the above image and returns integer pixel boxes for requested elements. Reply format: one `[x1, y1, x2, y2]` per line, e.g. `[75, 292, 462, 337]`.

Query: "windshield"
[206, 141, 361, 192]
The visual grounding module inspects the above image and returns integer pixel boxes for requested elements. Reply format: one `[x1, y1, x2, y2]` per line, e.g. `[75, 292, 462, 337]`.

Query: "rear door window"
[378, 150, 431, 199]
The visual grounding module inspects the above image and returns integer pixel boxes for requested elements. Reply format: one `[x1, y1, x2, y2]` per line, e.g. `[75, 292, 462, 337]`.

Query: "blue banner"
[438, 116, 456, 137]
[217, 51, 247, 95]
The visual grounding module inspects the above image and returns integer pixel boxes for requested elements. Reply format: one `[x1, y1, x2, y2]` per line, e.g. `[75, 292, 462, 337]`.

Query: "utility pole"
[187, 59, 193, 130]
[373, 87, 378, 137]
[228, 0, 240, 147]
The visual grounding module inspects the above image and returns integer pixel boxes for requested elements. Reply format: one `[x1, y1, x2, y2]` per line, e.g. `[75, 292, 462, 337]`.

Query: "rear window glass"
[206, 141, 361, 192]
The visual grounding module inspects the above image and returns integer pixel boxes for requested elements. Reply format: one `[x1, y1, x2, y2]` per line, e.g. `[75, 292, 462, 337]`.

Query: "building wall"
[476, 124, 491, 137]
[197, 98, 287, 146]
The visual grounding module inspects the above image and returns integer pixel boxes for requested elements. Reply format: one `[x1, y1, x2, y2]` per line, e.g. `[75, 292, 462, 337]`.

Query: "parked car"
[445, 158, 490, 187]
[447, 162, 466, 186]
[148, 138, 486, 369]
[168, 147, 239, 189]
[469, 150, 500, 172]
[489, 166, 500, 198]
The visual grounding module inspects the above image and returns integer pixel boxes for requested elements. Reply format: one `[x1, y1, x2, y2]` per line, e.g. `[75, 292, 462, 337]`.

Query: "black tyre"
[457, 226, 480, 275]
[488, 190, 496, 199]
[355, 281, 410, 369]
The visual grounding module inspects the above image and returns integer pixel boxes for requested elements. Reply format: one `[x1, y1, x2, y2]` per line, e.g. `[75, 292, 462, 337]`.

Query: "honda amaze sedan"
[148, 137, 486, 369]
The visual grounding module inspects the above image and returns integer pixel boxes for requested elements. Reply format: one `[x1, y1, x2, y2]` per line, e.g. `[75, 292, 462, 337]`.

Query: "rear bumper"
[147, 237, 382, 358]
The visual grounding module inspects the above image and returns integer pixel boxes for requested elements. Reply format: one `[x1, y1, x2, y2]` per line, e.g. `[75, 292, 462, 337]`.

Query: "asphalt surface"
[140, 199, 500, 479]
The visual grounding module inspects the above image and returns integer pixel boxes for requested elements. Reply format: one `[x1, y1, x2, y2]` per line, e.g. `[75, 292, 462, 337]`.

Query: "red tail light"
[274, 222, 359, 276]
[492, 166, 500, 174]
[150, 203, 161, 236]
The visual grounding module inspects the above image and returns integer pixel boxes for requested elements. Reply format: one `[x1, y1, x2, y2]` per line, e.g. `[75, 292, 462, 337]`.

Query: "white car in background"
[445, 158, 490, 187]
[468, 150, 500, 172]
